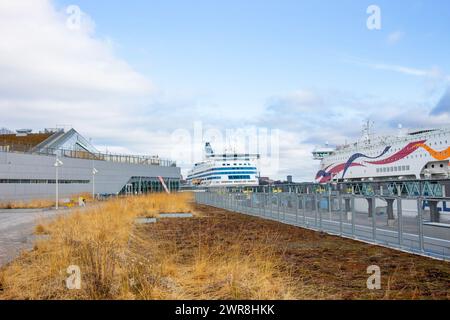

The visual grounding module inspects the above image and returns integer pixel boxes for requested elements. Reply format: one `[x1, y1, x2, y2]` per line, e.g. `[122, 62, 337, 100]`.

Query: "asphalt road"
[0, 208, 66, 266]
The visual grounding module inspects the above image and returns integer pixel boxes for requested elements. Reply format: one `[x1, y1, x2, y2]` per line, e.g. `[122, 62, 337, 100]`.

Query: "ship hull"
[316, 128, 450, 183]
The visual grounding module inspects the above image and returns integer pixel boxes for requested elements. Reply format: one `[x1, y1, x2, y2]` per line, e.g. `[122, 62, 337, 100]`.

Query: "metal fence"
[196, 191, 450, 261]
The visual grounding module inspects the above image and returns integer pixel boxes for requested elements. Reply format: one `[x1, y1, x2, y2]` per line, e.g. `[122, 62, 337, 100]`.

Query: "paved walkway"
[0, 208, 72, 266]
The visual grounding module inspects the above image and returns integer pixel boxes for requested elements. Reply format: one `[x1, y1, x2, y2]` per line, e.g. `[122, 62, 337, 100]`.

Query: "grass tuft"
[0, 193, 194, 299]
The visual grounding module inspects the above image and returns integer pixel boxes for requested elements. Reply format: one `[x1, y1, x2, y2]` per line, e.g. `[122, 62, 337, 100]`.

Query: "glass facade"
[119, 177, 180, 195]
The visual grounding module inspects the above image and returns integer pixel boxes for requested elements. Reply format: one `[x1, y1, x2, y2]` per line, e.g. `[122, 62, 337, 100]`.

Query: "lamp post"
[92, 167, 98, 199]
[54, 157, 63, 210]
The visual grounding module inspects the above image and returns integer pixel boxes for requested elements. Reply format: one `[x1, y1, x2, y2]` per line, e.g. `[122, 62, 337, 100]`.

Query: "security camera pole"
[54, 157, 64, 210]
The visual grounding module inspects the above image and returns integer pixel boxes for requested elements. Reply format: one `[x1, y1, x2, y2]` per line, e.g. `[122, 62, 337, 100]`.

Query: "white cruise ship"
[313, 122, 450, 183]
[187, 143, 260, 187]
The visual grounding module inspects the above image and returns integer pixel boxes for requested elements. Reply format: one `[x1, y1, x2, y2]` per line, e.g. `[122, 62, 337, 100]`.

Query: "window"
[228, 175, 251, 180]
[0, 179, 90, 184]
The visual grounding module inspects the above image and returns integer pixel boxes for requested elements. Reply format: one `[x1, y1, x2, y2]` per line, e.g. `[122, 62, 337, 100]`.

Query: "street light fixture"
[92, 167, 98, 199]
[54, 157, 63, 210]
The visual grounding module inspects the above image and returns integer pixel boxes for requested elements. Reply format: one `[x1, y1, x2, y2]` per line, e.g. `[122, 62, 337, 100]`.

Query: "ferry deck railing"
[0, 144, 176, 167]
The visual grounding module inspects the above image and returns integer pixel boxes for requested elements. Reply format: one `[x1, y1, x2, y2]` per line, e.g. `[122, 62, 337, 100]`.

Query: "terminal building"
[0, 128, 181, 201]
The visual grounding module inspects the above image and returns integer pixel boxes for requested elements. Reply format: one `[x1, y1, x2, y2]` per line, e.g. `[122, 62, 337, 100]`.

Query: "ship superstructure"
[314, 122, 450, 183]
[187, 142, 260, 187]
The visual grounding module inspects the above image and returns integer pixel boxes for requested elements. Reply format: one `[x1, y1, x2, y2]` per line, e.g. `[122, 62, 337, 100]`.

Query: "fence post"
[328, 189, 332, 217]
[339, 195, 343, 236]
[314, 193, 318, 228]
[319, 195, 323, 231]
[371, 196, 376, 242]
[277, 194, 281, 221]
[397, 197, 403, 248]
[262, 194, 266, 217]
[302, 195, 306, 225]
[295, 194, 299, 225]
[417, 197, 425, 253]
[257, 193, 261, 217]
[351, 196, 356, 238]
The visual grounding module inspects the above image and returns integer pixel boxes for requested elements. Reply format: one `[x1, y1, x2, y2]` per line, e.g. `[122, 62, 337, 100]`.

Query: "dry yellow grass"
[128, 233, 301, 300]
[34, 224, 48, 235]
[2, 193, 445, 300]
[0, 199, 55, 210]
[0, 192, 299, 300]
[0, 193, 93, 210]
[0, 193, 194, 299]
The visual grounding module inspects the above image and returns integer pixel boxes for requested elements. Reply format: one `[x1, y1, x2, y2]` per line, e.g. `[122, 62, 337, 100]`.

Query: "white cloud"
[1, 1, 448, 182]
[0, 0, 158, 145]
[387, 31, 405, 44]
[0, 1, 153, 100]
[371, 63, 444, 78]
[345, 56, 450, 81]
[345, 56, 450, 105]
[257, 87, 450, 180]
[0, 0, 256, 176]
[266, 90, 323, 114]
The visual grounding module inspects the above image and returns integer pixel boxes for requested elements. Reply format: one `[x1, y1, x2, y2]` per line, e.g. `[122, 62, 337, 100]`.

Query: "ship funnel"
[205, 142, 214, 157]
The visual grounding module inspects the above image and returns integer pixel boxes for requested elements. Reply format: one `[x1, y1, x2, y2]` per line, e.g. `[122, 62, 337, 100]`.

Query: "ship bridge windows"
[228, 175, 251, 180]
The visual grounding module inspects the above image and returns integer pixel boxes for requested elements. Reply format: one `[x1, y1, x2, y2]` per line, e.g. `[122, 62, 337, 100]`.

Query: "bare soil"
[137, 204, 450, 299]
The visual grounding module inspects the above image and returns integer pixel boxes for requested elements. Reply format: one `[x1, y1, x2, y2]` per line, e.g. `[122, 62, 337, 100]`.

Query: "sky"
[1, 0, 450, 181]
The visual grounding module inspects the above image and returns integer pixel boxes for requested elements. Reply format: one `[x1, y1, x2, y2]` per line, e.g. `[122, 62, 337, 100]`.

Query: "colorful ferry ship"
[314, 122, 450, 183]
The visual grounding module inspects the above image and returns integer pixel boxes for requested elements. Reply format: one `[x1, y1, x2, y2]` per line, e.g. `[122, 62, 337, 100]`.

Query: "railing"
[196, 191, 450, 261]
[0, 144, 176, 167]
[216, 179, 449, 198]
